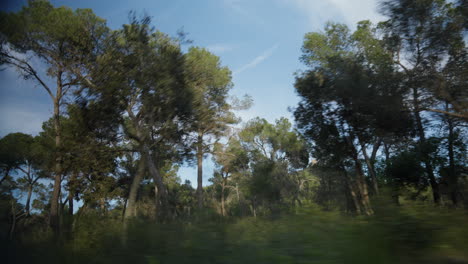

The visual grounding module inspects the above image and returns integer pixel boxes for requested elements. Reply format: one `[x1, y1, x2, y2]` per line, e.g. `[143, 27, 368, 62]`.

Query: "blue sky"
[0, 0, 384, 186]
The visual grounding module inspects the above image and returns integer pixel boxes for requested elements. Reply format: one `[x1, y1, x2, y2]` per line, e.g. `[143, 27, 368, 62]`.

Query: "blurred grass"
[4, 202, 468, 264]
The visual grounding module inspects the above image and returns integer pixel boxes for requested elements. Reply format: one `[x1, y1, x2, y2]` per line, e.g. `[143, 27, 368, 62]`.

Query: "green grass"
[4, 203, 468, 264]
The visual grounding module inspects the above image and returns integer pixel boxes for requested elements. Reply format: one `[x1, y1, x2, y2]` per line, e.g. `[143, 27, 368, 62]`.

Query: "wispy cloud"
[224, 0, 249, 16]
[206, 44, 234, 54]
[223, 0, 265, 25]
[234, 44, 279, 75]
[285, 0, 384, 29]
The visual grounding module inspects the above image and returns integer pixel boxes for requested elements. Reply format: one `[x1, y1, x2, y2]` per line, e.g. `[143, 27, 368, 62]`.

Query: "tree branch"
[1, 52, 55, 100]
[423, 108, 468, 121]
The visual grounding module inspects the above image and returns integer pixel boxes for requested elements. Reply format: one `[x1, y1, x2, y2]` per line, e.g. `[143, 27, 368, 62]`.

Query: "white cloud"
[233, 44, 279, 75]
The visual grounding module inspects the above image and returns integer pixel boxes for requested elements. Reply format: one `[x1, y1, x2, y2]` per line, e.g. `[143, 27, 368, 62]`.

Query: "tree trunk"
[349, 182, 362, 215]
[346, 136, 373, 215]
[413, 87, 440, 204]
[9, 201, 17, 241]
[68, 173, 76, 216]
[100, 197, 106, 215]
[122, 198, 127, 221]
[359, 139, 380, 195]
[25, 185, 33, 216]
[221, 183, 226, 217]
[50, 91, 63, 236]
[68, 189, 74, 216]
[350, 141, 373, 215]
[124, 157, 145, 220]
[343, 167, 362, 215]
[446, 109, 458, 205]
[196, 133, 204, 209]
[145, 147, 169, 220]
[154, 180, 159, 216]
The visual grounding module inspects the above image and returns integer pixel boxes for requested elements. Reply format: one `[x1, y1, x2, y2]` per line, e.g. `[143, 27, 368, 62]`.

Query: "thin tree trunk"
[122, 198, 128, 221]
[221, 183, 226, 217]
[100, 197, 106, 215]
[347, 136, 373, 215]
[25, 185, 33, 216]
[446, 107, 458, 205]
[68, 173, 76, 216]
[359, 139, 380, 195]
[9, 200, 16, 241]
[413, 87, 440, 204]
[196, 133, 204, 209]
[349, 182, 362, 215]
[154, 180, 159, 216]
[50, 83, 63, 236]
[68, 188, 74, 216]
[351, 141, 373, 215]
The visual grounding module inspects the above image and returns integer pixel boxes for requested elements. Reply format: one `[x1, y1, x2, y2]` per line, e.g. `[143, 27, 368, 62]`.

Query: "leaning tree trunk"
[122, 156, 146, 247]
[359, 138, 381, 195]
[146, 150, 169, 220]
[124, 157, 146, 220]
[196, 133, 204, 209]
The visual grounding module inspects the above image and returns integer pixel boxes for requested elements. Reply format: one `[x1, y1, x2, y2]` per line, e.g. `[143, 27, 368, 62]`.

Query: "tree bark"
[196, 133, 204, 209]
